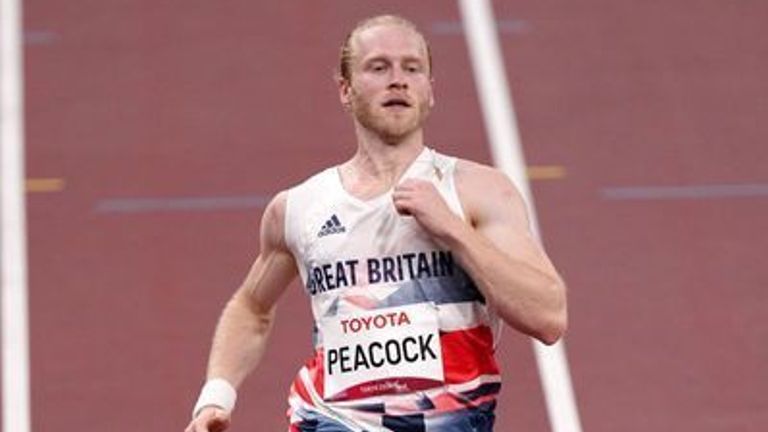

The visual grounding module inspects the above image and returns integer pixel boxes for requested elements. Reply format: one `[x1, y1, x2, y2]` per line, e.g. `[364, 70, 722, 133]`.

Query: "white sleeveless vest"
[284, 148, 501, 430]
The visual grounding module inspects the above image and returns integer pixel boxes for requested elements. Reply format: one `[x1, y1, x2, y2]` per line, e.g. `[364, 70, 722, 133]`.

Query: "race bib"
[320, 303, 444, 401]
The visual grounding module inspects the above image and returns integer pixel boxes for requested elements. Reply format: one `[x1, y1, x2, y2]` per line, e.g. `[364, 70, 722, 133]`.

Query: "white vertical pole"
[458, 1, 583, 431]
[1, 0, 32, 430]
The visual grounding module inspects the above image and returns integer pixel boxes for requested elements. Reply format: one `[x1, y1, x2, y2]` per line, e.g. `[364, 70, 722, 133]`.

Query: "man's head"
[338, 15, 435, 144]
[339, 15, 433, 82]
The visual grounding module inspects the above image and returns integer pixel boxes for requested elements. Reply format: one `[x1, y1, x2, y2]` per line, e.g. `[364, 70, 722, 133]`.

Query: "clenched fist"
[184, 406, 231, 432]
[392, 179, 467, 247]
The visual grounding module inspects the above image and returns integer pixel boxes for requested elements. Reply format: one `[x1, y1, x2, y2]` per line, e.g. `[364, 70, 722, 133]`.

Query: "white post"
[1, 0, 32, 430]
[458, 1, 583, 431]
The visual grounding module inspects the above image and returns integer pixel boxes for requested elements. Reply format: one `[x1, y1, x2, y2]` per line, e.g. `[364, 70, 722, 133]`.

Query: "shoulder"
[455, 159, 516, 189]
[260, 190, 289, 251]
[453, 159, 528, 226]
[263, 190, 288, 220]
[454, 159, 524, 204]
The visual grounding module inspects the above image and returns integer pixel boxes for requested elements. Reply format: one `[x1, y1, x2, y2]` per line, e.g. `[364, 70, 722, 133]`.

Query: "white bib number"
[320, 303, 444, 401]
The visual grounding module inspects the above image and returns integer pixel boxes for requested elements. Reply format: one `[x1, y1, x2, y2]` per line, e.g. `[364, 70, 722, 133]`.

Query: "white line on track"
[457, 1, 583, 431]
[1, 0, 32, 431]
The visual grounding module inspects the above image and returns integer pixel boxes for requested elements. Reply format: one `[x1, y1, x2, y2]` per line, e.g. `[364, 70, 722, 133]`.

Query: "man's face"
[340, 23, 434, 143]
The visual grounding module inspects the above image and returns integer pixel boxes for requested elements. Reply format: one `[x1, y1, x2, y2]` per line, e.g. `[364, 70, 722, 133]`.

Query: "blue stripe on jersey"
[423, 401, 496, 431]
[292, 409, 357, 432]
[458, 382, 502, 402]
[382, 413, 426, 432]
[378, 275, 485, 308]
[346, 402, 386, 414]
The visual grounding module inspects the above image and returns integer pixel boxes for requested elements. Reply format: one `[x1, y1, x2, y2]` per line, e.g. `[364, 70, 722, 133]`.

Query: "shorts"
[290, 401, 496, 432]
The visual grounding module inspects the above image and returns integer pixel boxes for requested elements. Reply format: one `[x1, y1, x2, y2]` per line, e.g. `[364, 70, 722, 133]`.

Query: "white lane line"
[1, 0, 32, 431]
[457, 1, 583, 431]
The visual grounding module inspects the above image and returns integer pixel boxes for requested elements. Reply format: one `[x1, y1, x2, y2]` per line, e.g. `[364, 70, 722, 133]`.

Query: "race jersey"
[284, 148, 501, 431]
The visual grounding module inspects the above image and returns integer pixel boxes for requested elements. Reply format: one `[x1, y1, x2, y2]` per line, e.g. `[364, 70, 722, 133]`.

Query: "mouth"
[381, 97, 412, 108]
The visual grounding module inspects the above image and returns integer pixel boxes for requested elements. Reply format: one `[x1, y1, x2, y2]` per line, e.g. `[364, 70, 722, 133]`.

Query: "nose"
[388, 67, 409, 90]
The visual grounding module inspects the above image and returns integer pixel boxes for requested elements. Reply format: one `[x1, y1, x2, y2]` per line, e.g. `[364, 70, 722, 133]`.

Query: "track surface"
[18, 1, 768, 431]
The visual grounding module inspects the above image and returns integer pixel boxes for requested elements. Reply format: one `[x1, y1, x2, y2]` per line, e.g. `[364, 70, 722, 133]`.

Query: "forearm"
[442, 221, 567, 344]
[206, 289, 275, 388]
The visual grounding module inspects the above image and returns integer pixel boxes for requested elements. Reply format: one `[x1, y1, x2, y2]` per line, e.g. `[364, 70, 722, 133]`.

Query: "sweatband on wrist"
[192, 378, 237, 419]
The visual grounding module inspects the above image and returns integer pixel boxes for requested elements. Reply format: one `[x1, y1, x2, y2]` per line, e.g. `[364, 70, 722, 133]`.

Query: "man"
[186, 14, 567, 432]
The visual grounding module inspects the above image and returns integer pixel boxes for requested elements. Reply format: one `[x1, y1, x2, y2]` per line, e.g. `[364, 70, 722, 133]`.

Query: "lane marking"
[23, 165, 559, 200]
[95, 194, 272, 214]
[458, 2, 583, 432]
[528, 165, 567, 180]
[26, 177, 65, 193]
[602, 183, 768, 200]
[23, 30, 58, 45]
[1, 0, 32, 431]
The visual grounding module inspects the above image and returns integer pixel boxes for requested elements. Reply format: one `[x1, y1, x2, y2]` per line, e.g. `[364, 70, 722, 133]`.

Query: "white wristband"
[192, 378, 237, 419]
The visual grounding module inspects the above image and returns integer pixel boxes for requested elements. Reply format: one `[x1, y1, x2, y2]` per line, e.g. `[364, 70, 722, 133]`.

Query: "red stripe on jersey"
[309, 350, 325, 398]
[440, 326, 500, 384]
[290, 373, 315, 406]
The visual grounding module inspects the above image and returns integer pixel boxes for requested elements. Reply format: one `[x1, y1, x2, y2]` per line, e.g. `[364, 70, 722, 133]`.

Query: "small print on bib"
[320, 303, 444, 401]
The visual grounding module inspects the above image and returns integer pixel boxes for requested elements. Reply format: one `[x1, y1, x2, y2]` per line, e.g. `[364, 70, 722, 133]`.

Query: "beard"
[350, 91, 431, 144]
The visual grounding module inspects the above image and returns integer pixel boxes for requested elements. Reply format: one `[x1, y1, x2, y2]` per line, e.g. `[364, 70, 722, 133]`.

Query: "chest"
[299, 197, 438, 267]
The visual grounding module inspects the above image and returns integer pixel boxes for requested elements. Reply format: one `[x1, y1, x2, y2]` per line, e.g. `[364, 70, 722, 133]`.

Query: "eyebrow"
[363, 55, 425, 65]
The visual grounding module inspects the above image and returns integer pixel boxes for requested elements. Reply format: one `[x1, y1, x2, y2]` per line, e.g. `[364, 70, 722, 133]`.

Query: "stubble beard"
[351, 93, 431, 145]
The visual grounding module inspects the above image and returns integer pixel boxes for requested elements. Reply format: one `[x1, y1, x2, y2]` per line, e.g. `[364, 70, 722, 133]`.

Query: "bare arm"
[392, 161, 566, 344]
[205, 191, 297, 385]
[186, 191, 297, 432]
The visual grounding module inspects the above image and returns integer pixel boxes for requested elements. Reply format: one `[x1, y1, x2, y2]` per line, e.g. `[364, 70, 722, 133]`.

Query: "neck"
[347, 123, 425, 180]
[337, 124, 426, 200]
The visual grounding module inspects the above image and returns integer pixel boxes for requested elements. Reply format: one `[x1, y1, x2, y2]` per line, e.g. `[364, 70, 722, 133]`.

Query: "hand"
[392, 179, 465, 245]
[184, 406, 231, 432]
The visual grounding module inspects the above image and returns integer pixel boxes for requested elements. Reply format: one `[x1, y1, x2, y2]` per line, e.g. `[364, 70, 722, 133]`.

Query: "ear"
[338, 76, 352, 110]
[428, 77, 436, 108]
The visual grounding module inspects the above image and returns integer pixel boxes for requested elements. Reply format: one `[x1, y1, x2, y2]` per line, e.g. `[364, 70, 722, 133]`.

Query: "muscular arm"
[392, 161, 566, 344]
[206, 191, 298, 386]
[186, 192, 297, 431]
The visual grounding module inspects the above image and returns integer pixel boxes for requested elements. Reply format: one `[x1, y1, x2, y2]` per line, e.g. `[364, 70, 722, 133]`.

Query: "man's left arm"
[392, 161, 567, 344]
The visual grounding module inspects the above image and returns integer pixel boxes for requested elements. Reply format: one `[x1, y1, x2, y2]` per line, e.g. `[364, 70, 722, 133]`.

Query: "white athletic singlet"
[284, 148, 501, 431]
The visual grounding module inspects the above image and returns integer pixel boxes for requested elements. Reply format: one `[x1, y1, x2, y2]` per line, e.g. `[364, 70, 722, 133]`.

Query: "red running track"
[16, 1, 768, 431]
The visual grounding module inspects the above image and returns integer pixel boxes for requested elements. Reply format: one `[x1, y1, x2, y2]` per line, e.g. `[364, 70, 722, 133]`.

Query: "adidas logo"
[318, 214, 346, 237]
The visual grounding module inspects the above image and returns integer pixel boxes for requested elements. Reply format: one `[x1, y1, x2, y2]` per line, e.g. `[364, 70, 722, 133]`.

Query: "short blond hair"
[338, 14, 432, 82]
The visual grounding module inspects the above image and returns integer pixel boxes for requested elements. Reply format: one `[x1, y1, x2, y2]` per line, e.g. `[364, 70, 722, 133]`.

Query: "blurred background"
[11, 0, 768, 430]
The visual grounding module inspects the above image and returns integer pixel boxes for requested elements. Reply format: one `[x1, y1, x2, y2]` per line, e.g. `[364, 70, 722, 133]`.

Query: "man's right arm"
[186, 191, 297, 432]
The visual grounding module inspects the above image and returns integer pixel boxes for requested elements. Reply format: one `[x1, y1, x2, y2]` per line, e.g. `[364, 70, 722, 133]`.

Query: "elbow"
[534, 294, 568, 345]
[228, 290, 276, 335]
[248, 302, 276, 335]
[495, 277, 569, 345]
[505, 307, 567, 346]
[535, 315, 567, 345]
